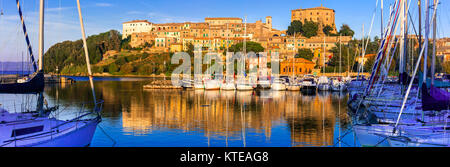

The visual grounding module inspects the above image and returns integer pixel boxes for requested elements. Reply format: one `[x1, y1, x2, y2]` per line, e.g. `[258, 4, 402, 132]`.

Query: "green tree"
[227, 41, 265, 53]
[301, 20, 318, 38]
[296, 48, 314, 61]
[339, 24, 355, 37]
[443, 61, 450, 74]
[108, 63, 119, 73]
[323, 25, 334, 36]
[286, 20, 303, 36]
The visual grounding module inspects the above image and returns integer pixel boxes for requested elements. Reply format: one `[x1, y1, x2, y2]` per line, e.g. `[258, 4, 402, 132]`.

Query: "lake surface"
[0, 77, 360, 147]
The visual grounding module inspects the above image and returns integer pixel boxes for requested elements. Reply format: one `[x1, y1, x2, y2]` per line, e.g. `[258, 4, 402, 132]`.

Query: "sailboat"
[221, 25, 236, 91]
[331, 35, 347, 92]
[317, 36, 330, 91]
[236, 16, 253, 91]
[287, 33, 301, 91]
[0, 0, 43, 94]
[0, 0, 102, 147]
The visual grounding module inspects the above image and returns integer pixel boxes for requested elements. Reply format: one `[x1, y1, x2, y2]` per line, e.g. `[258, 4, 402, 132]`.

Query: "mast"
[293, 33, 296, 78]
[38, 0, 44, 72]
[37, 0, 44, 116]
[418, 0, 422, 62]
[431, 0, 437, 85]
[381, 0, 384, 38]
[77, 0, 97, 105]
[243, 15, 247, 81]
[16, 0, 38, 72]
[339, 35, 342, 77]
[423, 0, 429, 83]
[323, 35, 325, 75]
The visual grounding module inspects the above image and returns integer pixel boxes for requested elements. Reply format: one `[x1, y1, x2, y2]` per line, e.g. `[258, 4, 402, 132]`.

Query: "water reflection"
[40, 80, 353, 147]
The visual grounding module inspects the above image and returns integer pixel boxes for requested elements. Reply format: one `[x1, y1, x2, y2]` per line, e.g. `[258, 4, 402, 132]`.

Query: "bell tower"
[265, 16, 272, 31]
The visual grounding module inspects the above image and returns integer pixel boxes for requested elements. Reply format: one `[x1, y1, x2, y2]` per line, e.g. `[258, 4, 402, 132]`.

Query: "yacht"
[204, 79, 221, 90]
[286, 77, 301, 91]
[317, 76, 330, 91]
[221, 81, 236, 90]
[301, 77, 317, 94]
[330, 77, 347, 92]
[271, 78, 286, 91]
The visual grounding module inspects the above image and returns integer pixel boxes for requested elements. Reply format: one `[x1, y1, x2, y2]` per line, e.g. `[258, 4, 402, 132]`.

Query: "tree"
[227, 41, 265, 53]
[287, 20, 303, 36]
[296, 48, 314, 61]
[323, 25, 334, 36]
[444, 61, 450, 74]
[339, 24, 355, 37]
[301, 20, 318, 38]
[108, 63, 118, 73]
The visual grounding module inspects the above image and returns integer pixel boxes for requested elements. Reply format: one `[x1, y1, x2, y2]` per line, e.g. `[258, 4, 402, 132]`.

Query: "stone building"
[280, 58, 316, 76]
[122, 20, 153, 39]
[291, 4, 337, 33]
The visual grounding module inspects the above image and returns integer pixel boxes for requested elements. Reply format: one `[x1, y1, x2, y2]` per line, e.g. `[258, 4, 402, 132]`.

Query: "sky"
[1, 0, 450, 62]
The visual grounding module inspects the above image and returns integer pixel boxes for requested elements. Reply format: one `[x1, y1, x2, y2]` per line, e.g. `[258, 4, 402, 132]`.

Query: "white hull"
[318, 84, 330, 91]
[221, 83, 236, 90]
[353, 124, 395, 147]
[236, 84, 253, 91]
[1, 115, 100, 147]
[286, 85, 301, 91]
[271, 83, 286, 91]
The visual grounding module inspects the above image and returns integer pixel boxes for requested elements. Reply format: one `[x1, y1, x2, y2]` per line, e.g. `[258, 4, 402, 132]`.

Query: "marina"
[0, 0, 450, 148]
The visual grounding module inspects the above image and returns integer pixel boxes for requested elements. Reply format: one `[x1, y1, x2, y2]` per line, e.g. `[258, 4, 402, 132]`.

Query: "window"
[11, 126, 44, 137]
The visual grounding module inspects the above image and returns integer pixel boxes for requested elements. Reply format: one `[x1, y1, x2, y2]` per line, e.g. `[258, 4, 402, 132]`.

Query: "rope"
[98, 124, 116, 147]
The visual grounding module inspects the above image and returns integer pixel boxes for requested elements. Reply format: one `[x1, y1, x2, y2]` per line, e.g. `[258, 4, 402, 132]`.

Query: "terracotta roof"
[123, 20, 151, 24]
[205, 17, 242, 20]
[281, 58, 315, 64]
[292, 5, 334, 11]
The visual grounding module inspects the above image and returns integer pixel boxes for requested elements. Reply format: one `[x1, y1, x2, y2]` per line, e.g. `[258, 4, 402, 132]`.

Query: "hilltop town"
[42, 4, 450, 76]
[120, 5, 354, 75]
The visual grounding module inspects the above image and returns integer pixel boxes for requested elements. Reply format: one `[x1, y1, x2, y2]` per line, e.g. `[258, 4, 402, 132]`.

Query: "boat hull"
[0, 72, 44, 94]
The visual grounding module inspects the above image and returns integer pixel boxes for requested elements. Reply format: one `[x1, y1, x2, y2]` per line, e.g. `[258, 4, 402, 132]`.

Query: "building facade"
[122, 20, 153, 39]
[280, 58, 316, 76]
[291, 4, 337, 33]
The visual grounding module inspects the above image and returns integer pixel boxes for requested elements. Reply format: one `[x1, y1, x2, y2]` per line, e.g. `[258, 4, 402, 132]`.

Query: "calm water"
[0, 78, 360, 147]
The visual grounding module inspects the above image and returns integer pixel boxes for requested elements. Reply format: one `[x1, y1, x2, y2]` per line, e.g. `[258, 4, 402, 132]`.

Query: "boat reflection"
[42, 80, 352, 147]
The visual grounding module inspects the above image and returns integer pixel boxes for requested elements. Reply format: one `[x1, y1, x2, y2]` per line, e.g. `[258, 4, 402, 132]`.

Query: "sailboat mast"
[418, 0, 422, 60]
[431, 0, 437, 85]
[76, 0, 97, 105]
[38, 0, 44, 71]
[293, 33, 295, 78]
[381, 0, 383, 38]
[339, 35, 342, 77]
[323, 35, 325, 75]
[423, 0, 429, 83]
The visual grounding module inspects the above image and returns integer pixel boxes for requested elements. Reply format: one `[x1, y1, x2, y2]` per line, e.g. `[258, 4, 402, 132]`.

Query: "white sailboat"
[271, 78, 286, 91]
[287, 33, 301, 91]
[0, 0, 102, 147]
[236, 16, 253, 91]
[331, 36, 347, 92]
[317, 76, 330, 91]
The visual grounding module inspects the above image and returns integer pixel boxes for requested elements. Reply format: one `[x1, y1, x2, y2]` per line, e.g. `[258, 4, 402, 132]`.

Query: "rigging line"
[394, 0, 440, 133]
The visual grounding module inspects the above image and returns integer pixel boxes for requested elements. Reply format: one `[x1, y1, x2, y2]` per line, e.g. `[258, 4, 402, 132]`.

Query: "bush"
[108, 63, 119, 73]
[120, 64, 135, 74]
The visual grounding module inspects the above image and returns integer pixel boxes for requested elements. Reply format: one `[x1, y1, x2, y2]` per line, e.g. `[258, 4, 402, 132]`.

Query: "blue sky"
[1, 0, 450, 62]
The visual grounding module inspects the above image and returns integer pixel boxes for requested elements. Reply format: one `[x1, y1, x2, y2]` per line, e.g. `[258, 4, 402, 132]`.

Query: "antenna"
[0, 0, 3, 16]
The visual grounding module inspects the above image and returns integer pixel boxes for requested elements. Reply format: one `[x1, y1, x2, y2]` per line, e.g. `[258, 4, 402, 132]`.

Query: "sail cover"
[421, 84, 450, 111]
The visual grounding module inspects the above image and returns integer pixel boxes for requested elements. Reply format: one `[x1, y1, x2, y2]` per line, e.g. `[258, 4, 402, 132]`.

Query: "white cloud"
[95, 3, 113, 7]
[146, 12, 202, 23]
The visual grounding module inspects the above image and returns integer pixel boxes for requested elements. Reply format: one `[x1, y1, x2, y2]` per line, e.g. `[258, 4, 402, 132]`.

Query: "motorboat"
[301, 77, 317, 94]
[271, 78, 286, 91]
